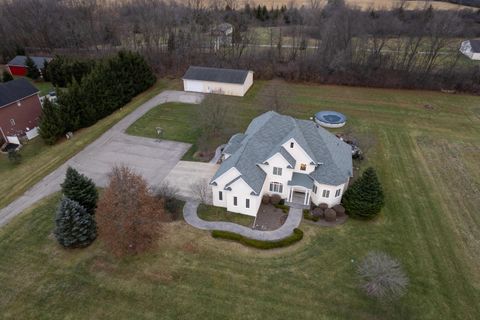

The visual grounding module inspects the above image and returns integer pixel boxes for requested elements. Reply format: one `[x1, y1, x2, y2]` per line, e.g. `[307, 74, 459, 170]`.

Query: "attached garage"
[182, 66, 253, 97]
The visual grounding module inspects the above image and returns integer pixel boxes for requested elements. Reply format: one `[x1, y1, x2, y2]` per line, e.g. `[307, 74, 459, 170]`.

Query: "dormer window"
[290, 142, 294, 148]
[300, 163, 307, 171]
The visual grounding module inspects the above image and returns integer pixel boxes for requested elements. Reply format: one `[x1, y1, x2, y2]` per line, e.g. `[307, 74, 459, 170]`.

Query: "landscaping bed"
[197, 204, 254, 227]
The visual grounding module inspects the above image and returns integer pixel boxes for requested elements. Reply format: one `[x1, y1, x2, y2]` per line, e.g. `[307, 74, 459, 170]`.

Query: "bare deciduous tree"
[190, 178, 210, 204]
[96, 166, 165, 256]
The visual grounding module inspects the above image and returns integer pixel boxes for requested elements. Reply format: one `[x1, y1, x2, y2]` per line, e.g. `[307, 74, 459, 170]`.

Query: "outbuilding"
[6, 55, 52, 76]
[182, 66, 253, 97]
[460, 40, 480, 60]
[0, 78, 42, 144]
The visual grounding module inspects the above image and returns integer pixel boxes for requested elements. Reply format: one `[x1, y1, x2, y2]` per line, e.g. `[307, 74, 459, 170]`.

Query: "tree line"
[1, 0, 480, 93]
[39, 51, 155, 144]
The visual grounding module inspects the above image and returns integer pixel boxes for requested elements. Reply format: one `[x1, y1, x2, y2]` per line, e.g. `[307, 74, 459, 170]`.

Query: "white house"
[210, 111, 353, 216]
[182, 66, 253, 97]
[460, 40, 480, 60]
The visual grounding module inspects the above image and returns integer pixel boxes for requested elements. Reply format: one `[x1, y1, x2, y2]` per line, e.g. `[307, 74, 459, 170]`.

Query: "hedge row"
[303, 209, 319, 222]
[211, 228, 303, 249]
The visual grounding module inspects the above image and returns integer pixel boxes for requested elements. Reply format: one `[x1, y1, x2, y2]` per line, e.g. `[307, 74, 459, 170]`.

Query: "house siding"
[0, 94, 42, 139]
[183, 71, 253, 96]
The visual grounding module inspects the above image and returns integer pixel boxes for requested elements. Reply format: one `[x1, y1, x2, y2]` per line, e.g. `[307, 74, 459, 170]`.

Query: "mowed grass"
[0, 79, 177, 209]
[1, 82, 480, 319]
[197, 204, 254, 227]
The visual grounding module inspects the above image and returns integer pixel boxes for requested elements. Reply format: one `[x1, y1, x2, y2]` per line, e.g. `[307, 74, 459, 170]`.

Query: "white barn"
[210, 111, 353, 217]
[182, 66, 253, 97]
[460, 40, 480, 60]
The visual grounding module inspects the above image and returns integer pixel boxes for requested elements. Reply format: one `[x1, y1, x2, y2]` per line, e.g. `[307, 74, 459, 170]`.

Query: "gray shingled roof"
[211, 111, 353, 194]
[7, 55, 52, 68]
[183, 66, 250, 84]
[0, 78, 39, 108]
[469, 39, 480, 52]
[288, 172, 314, 189]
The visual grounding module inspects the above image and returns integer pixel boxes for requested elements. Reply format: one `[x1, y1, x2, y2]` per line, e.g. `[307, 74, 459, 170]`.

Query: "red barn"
[6, 55, 52, 76]
[0, 79, 42, 144]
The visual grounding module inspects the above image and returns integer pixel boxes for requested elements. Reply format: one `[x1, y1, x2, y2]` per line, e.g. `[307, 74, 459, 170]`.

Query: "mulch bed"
[308, 214, 349, 227]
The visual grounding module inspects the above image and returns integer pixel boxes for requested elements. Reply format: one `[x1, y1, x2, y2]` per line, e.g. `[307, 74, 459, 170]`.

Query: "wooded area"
[1, 0, 480, 92]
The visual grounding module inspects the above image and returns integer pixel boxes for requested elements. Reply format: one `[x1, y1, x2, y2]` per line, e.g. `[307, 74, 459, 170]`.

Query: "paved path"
[183, 201, 302, 241]
[0, 90, 204, 228]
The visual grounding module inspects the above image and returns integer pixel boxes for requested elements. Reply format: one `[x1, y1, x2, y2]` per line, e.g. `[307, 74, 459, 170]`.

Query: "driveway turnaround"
[183, 201, 303, 241]
[0, 91, 204, 227]
[163, 161, 219, 200]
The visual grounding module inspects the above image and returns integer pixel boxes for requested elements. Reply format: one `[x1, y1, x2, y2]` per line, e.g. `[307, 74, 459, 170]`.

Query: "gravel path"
[0, 90, 204, 228]
[183, 201, 302, 241]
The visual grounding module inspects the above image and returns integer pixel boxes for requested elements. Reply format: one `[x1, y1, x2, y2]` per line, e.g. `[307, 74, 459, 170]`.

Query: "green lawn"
[1, 82, 479, 319]
[197, 204, 254, 227]
[13, 76, 54, 95]
[0, 79, 177, 210]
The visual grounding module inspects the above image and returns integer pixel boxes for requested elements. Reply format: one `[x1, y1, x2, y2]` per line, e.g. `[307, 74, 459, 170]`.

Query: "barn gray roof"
[211, 111, 353, 194]
[468, 39, 480, 52]
[183, 66, 250, 84]
[0, 78, 39, 109]
[7, 55, 52, 68]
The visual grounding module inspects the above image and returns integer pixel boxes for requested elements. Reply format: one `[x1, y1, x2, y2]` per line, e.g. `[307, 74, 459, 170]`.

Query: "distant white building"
[460, 40, 480, 60]
[182, 66, 253, 97]
[211, 23, 233, 51]
[210, 111, 353, 216]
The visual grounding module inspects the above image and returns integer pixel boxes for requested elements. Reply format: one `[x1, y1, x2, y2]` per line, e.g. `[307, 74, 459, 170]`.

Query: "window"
[233, 196, 237, 206]
[322, 190, 330, 198]
[246, 198, 250, 208]
[273, 167, 282, 176]
[290, 142, 294, 148]
[313, 185, 317, 194]
[219, 191, 223, 201]
[269, 182, 283, 193]
[335, 189, 341, 197]
[300, 163, 307, 171]
[10, 119, 15, 126]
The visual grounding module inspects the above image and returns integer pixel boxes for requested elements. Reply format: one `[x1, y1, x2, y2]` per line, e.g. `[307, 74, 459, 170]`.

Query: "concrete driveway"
[163, 161, 219, 201]
[0, 90, 204, 227]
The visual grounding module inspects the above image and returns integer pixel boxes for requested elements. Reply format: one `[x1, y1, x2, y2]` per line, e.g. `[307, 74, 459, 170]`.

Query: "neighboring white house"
[460, 40, 480, 60]
[182, 66, 254, 97]
[211, 23, 233, 51]
[210, 111, 353, 217]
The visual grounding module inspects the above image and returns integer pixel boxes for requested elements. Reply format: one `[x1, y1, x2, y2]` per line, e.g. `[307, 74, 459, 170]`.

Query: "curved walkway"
[183, 201, 303, 241]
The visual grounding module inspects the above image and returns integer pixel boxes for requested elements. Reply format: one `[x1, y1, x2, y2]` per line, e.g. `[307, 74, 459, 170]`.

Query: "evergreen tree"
[61, 167, 98, 214]
[39, 98, 65, 145]
[2, 70, 13, 82]
[54, 197, 96, 248]
[25, 56, 40, 80]
[342, 167, 384, 218]
[42, 60, 50, 81]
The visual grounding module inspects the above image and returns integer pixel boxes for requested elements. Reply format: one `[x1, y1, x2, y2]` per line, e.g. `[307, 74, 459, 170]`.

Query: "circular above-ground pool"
[314, 111, 347, 128]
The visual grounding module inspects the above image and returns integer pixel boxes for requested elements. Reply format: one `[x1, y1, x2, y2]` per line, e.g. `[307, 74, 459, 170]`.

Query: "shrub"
[155, 181, 182, 220]
[2, 70, 13, 82]
[319, 203, 328, 210]
[324, 208, 336, 222]
[61, 167, 98, 214]
[357, 251, 409, 300]
[312, 207, 324, 218]
[54, 197, 96, 248]
[39, 98, 65, 145]
[261, 195, 270, 204]
[7, 149, 22, 164]
[333, 204, 345, 216]
[274, 203, 289, 213]
[211, 228, 303, 249]
[343, 167, 385, 219]
[270, 194, 282, 205]
[25, 56, 40, 79]
[303, 209, 319, 222]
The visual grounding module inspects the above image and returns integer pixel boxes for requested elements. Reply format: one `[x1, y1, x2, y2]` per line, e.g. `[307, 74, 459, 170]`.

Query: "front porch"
[285, 172, 313, 209]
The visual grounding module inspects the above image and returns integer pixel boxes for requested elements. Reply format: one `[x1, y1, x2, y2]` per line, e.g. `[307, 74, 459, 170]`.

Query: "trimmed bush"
[333, 204, 346, 216]
[270, 194, 282, 205]
[262, 195, 270, 204]
[211, 228, 303, 249]
[303, 210, 319, 222]
[325, 208, 337, 222]
[312, 207, 324, 218]
[319, 203, 328, 210]
[343, 167, 384, 219]
[274, 203, 289, 213]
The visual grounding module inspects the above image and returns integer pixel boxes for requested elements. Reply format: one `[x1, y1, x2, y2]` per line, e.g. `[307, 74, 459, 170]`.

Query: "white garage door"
[184, 80, 204, 93]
